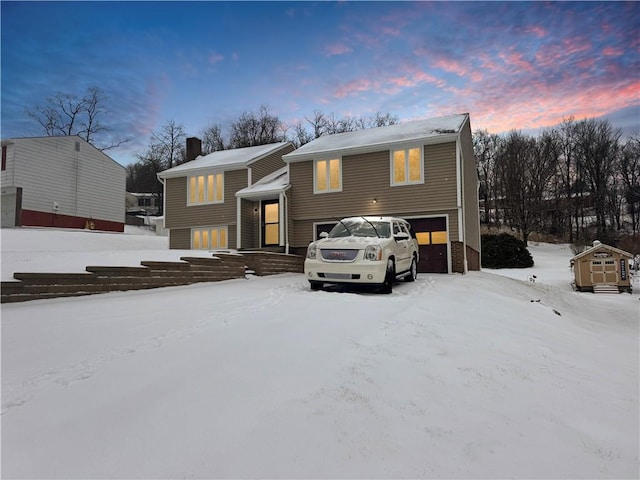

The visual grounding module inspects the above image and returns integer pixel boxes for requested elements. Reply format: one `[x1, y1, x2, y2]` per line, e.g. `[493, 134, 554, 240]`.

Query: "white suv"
[304, 216, 419, 293]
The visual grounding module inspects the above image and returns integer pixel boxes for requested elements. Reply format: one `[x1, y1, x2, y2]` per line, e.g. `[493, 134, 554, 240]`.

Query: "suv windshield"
[328, 220, 391, 238]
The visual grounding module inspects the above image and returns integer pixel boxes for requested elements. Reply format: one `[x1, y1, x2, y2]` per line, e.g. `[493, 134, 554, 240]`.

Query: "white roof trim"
[283, 114, 467, 163]
[236, 166, 290, 200]
[158, 142, 291, 179]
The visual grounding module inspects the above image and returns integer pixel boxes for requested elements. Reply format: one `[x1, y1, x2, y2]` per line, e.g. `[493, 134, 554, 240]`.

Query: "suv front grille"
[320, 249, 359, 262]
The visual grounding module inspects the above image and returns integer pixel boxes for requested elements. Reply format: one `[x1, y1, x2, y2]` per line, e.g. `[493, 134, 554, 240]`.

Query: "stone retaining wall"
[1, 252, 304, 303]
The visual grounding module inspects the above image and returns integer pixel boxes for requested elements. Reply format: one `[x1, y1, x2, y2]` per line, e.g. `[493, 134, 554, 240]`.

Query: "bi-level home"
[282, 113, 480, 273]
[159, 113, 480, 274]
[1, 136, 126, 231]
[157, 140, 295, 250]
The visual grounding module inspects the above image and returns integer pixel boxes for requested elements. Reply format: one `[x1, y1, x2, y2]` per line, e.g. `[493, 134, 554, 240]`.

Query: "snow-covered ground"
[1, 227, 639, 479]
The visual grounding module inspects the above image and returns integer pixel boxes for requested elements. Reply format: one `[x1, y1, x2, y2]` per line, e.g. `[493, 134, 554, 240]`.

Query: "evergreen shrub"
[481, 233, 534, 269]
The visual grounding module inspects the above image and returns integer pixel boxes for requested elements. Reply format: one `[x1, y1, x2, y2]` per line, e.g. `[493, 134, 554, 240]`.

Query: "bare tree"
[619, 136, 640, 234]
[291, 121, 314, 147]
[473, 129, 500, 226]
[305, 110, 328, 139]
[495, 131, 557, 244]
[229, 105, 286, 148]
[200, 123, 226, 154]
[573, 118, 621, 239]
[367, 112, 399, 128]
[26, 86, 129, 151]
[151, 120, 186, 169]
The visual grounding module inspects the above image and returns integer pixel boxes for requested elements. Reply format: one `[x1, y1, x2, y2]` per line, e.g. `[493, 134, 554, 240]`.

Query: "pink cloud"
[323, 43, 353, 57]
[432, 58, 484, 82]
[381, 26, 401, 36]
[469, 77, 640, 134]
[603, 46, 623, 56]
[334, 78, 373, 98]
[208, 52, 224, 65]
[524, 25, 547, 38]
[498, 50, 535, 73]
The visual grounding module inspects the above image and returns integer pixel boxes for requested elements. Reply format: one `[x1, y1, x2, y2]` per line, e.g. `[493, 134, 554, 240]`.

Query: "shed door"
[407, 217, 448, 273]
[591, 260, 618, 285]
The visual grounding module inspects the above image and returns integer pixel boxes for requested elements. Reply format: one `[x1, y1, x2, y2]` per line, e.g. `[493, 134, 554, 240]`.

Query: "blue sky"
[2, 1, 639, 166]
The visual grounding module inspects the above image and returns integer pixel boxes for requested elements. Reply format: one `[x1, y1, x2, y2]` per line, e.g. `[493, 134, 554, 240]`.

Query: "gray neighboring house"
[1, 136, 126, 232]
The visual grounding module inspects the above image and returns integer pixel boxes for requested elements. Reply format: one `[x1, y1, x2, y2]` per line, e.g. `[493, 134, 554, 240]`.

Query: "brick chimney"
[186, 137, 202, 161]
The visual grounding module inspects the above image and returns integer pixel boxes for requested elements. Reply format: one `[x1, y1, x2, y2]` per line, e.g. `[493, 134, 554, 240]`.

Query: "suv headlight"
[364, 245, 382, 261]
[307, 243, 318, 259]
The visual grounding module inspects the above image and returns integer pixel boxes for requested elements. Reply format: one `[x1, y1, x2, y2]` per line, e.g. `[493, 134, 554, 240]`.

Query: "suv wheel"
[379, 259, 395, 294]
[405, 257, 417, 282]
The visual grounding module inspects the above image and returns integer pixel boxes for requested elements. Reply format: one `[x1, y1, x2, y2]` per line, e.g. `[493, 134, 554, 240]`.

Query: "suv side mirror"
[394, 231, 409, 241]
[319, 231, 329, 239]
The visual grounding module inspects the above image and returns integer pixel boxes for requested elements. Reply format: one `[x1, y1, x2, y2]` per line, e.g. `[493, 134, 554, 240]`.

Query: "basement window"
[192, 226, 228, 249]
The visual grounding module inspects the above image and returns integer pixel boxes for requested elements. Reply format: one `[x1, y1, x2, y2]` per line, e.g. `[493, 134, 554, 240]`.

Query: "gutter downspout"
[282, 190, 290, 254]
[236, 196, 242, 249]
[157, 175, 167, 231]
[457, 139, 468, 273]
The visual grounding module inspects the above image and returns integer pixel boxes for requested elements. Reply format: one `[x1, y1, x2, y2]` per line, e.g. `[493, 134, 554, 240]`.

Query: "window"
[1, 145, 6, 171]
[263, 201, 279, 246]
[192, 226, 228, 250]
[188, 173, 223, 205]
[391, 147, 423, 185]
[314, 158, 341, 193]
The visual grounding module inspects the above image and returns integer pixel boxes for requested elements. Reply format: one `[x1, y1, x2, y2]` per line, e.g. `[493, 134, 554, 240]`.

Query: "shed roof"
[282, 113, 469, 162]
[158, 142, 291, 178]
[572, 242, 633, 261]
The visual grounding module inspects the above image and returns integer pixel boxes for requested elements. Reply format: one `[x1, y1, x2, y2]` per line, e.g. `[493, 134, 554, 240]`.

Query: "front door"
[262, 200, 279, 247]
[408, 217, 448, 273]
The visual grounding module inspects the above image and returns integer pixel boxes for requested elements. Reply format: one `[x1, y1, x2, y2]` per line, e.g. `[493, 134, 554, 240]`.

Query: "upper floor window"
[314, 158, 341, 193]
[1, 145, 6, 171]
[391, 147, 423, 186]
[188, 173, 223, 205]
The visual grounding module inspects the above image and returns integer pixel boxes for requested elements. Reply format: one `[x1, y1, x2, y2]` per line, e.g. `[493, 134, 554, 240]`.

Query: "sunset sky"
[2, 1, 639, 166]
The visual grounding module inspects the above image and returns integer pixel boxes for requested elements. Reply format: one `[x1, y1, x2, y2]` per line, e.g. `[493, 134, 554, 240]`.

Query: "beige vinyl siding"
[164, 169, 247, 229]
[460, 121, 481, 252]
[240, 198, 256, 249]
[169, 228, 191, 249]
[288, 142, 458, 247]
[250, 144, 294, 183]
[3, 137, 125, 223]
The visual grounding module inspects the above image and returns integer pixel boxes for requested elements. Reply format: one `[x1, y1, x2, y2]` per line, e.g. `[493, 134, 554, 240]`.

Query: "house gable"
[159, 142, 293, 249]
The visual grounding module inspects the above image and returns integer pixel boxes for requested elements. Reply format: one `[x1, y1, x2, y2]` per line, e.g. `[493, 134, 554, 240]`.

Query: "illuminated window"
[192, 226, 228, 249]
[263, 202, 279, 245]
[391, 147, 423, 186]
[314, 158, 341, 193]
[415, 231, 447, 245]
[188, 173, 224, 205]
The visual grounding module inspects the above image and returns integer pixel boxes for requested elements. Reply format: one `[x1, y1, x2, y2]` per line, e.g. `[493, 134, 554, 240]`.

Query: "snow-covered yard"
[1, 227, 639, 479]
